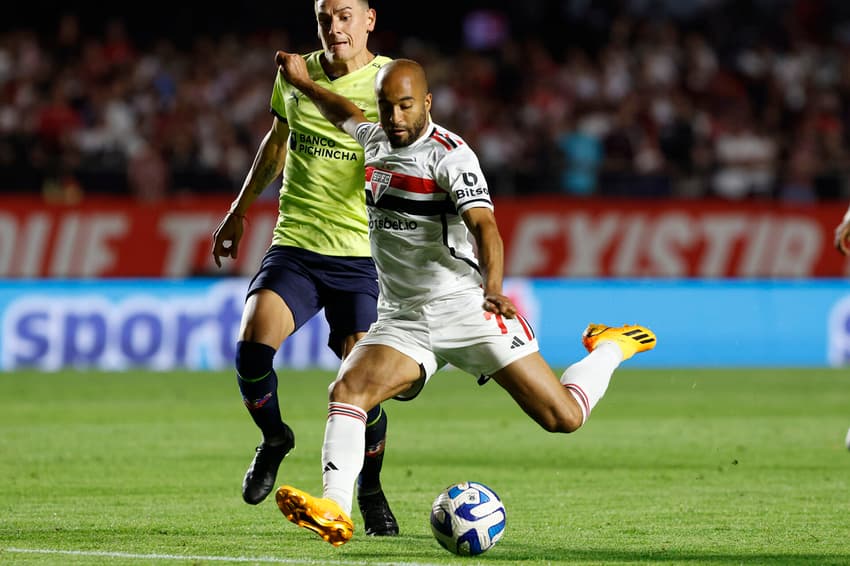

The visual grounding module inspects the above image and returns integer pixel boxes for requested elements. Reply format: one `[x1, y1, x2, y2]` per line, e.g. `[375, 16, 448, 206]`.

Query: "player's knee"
[328, 368, 382, 410]
[560, 412, 583, 433]
[328, 372, 369, 406]
[559, 407, 584, 433]
[538, 407, 583, 434]
[235, 341, 276, 381]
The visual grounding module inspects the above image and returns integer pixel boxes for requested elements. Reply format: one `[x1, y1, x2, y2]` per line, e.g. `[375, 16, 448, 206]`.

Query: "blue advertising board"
[1, 278, 849, 370]
[0, 279, 338, 372]
[529, 279, 850, 368]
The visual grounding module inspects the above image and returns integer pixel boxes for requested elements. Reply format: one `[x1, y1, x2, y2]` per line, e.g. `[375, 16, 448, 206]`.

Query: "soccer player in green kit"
[211, 0, 397, 536]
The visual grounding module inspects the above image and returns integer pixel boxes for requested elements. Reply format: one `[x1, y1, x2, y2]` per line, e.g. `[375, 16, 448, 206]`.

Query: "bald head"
[375, 59, 432, 148]
[376, 59, 429, 96]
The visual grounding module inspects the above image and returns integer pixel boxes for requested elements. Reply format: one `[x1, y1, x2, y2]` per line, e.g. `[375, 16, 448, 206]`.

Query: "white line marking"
[5, 547, 453, 566]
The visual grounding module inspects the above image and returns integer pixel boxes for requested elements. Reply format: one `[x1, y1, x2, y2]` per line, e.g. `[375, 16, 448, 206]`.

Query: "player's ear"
[424, 92, 432, 114]
[366, 8, 376, 32]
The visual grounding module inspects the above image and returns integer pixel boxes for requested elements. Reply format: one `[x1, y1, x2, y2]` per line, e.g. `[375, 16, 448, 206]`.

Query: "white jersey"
[354, 120, 494, 314]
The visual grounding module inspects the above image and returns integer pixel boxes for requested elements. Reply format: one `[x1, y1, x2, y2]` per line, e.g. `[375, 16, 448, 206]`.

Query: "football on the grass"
[429, 481, 506, 556]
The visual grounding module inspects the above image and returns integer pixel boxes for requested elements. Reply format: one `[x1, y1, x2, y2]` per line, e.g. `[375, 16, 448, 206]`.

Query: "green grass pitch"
[2, 368, 849, 565]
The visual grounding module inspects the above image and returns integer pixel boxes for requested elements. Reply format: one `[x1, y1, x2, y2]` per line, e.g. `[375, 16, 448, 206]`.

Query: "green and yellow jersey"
[270, 50, 392, 257]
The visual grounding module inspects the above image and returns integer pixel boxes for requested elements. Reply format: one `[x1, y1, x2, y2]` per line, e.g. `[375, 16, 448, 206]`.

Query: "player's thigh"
[240, 246, 332, 349]
[239, 289, 295, 347]
[320, 257, 379, 358]
[324, 291, 378, 358]
[241, 246, 324, 346]
[332, 343, 424, 408]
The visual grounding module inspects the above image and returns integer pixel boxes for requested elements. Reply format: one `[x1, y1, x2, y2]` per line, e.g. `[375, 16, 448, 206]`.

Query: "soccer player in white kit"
[273, 52, 657, 546]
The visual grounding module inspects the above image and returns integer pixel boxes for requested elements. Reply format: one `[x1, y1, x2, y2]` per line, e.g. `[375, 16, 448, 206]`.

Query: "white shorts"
[354, 290, 539, 400]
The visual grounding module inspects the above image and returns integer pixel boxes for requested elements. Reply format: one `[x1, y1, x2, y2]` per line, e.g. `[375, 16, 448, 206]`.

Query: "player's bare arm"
[462, 206, 517, 318]
[276, 50, 368, 138]
[212, 116, 289, 267]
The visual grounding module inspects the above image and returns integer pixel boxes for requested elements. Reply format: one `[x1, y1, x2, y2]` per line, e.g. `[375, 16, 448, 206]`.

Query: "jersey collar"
[407, 122, 435, 148]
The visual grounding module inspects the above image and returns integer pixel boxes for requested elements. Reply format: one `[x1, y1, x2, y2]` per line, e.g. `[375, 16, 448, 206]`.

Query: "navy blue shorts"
[247, 245, 379, 358]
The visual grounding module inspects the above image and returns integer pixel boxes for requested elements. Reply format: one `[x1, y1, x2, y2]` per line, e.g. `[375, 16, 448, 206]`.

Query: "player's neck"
[321, 50, 376, 80]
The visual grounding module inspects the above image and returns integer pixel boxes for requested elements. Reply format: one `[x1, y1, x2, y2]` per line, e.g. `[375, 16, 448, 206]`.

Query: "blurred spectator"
[711, 106, 778, 200]
[36, 80, 82, 151]
[2, 1, 850, 201]
[658, 90, 697, 195]
[780, 115, 819, 203]
[555, 111, 603, 196]
[600, 93, 643, 195]
[128, 141, 168, 201]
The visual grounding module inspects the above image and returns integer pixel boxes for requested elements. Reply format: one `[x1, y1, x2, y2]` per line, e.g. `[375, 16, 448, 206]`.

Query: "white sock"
[322, 402, 367, 515]
[560, 341, 623, 424]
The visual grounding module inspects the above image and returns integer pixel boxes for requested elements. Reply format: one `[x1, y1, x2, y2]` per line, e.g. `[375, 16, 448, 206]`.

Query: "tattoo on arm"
[251, 162, 279, 196]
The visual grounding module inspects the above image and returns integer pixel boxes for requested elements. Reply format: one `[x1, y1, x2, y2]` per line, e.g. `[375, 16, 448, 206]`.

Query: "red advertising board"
[1, 196, 849, 278]
[496, 198, 850, 278]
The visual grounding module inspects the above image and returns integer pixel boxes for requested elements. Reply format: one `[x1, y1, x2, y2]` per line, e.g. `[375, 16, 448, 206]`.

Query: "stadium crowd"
[2, 0, 850, 203]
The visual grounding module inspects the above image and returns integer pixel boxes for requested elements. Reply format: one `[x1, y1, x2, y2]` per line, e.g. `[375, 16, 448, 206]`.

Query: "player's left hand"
[483, 294, 517, 318]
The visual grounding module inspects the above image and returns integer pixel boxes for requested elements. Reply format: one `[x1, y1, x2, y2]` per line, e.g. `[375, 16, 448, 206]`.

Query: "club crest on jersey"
[369, 170, 392, 201]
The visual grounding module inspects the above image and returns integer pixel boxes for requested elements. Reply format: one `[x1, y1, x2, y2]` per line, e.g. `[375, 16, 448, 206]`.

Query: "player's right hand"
[483, 293, 517, 319]
[276, 50, 310, 88]
[212, 212, 245, 268]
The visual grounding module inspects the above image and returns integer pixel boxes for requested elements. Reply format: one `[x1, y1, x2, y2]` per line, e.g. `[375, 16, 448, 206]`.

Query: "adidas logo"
[510, 336, 525, 349]
[623, 329, 656, 344]
[323, 461, 339, 472]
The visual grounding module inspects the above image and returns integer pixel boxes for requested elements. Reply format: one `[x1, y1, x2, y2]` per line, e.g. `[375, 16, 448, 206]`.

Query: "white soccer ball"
[845, 427, 850, 450]
[429, 481, 506, 556]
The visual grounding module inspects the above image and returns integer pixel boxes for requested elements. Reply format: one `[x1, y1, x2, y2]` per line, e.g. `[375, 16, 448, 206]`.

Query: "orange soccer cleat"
[582, 323, 657, 361]
[276, 485, 354, 546]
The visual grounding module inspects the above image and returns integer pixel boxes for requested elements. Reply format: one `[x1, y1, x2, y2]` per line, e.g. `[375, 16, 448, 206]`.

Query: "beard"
[387, 113, 428, 148]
